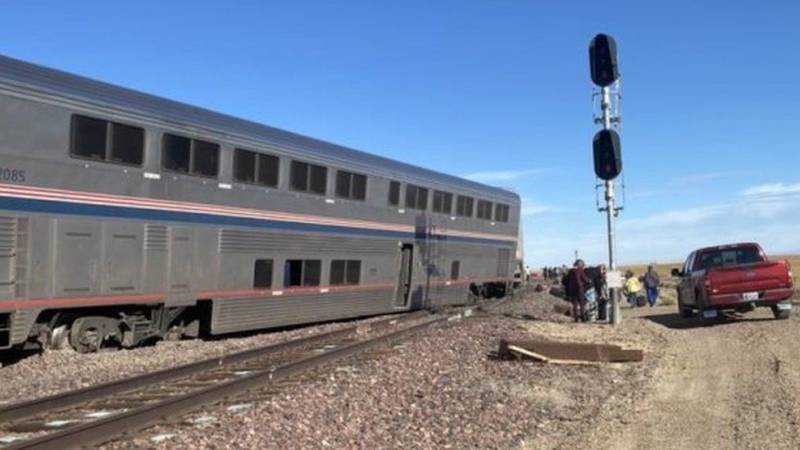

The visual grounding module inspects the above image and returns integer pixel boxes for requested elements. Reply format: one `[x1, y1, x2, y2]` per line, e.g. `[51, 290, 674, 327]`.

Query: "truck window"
[683, 251, 695, 273]
[697, 246, 764, 270]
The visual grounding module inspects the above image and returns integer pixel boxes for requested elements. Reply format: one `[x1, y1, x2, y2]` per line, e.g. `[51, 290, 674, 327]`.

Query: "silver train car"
[0, 55, 520, 353]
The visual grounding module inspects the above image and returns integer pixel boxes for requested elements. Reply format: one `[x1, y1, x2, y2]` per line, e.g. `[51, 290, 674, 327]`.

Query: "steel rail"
[6, 315, 448, 450]
[0, 310, 428, 424]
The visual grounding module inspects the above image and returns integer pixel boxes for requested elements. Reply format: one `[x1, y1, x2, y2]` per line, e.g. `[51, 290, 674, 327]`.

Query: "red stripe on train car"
[0, 293, 166, 310]
[0, 278, 508, 311]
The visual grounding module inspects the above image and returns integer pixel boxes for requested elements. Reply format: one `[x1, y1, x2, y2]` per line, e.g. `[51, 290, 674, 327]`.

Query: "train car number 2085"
[0, 167, 26, 183]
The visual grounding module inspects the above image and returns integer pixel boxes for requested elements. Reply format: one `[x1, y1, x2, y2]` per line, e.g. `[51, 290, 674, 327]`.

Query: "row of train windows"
[253, 258, 461, 290]
[69, 114, 510, 221]
[388, 181, 509, 222]
[252, 259, 362, 289]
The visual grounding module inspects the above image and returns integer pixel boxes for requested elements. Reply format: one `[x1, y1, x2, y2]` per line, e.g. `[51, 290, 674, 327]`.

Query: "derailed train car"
[0, 55, 520, 353]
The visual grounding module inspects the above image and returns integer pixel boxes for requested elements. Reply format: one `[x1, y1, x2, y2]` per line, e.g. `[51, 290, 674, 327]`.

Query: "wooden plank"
[506, 344, 551, 362]
[499, 339, 643, 363]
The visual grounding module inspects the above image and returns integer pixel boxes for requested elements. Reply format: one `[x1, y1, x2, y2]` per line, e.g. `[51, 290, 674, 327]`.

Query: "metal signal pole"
[600, 85, 620, 325]
[589, 33, 623, 326]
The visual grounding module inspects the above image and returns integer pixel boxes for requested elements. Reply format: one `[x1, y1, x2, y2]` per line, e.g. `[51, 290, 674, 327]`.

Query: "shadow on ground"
[640, 311, 777, 330]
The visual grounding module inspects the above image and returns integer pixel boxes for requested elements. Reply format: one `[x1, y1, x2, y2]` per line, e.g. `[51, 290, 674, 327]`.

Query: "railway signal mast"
[589, 33, 623, 325]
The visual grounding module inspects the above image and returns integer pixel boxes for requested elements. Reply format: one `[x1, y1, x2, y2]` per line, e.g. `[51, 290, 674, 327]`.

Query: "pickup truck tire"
[771, 306, 791, 320]
[677, 293, 693, 318]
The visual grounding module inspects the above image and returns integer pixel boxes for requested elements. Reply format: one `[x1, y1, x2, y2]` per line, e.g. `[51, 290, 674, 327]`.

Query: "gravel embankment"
[113, 288, 662, 449]
[0, 314, 406, 405]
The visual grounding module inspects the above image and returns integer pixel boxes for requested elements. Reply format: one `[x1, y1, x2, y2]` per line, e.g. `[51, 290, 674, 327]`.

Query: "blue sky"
[1, 1, 798, 266]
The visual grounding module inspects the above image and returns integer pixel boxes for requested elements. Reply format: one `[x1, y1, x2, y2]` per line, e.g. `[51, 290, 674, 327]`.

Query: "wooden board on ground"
[498, 339, 643, 364]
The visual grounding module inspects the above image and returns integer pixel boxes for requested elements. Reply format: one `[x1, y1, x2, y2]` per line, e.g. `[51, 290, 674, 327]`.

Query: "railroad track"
[0, 309, 462, 449]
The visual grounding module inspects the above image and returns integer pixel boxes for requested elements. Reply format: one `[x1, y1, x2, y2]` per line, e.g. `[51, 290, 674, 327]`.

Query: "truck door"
[678, 252, 695, 306]
[394, 244, 413, 308]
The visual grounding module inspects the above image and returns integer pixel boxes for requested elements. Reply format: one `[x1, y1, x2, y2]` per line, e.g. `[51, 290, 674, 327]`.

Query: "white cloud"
[520, 201, 550, 217]
[740, 182, 800, 218]
[463, 168, 546, 183]
[741, 182, 800, 198]
[618, 205, 729, 230]
[671, 172, 728, 185]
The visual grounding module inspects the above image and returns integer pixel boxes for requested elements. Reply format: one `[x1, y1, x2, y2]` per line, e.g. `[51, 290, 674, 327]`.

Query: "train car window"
[477, 200, 493, 220]
[290, 160, 327, 194]
[290, 161, 309, 191]
[456, 195, 474, 217]
[253, 259, 273, 289]
[388, 181, 401, 206]
[162, 134, 191, 173]
[234, 149, 256, 183]
[335, 171, 367, 201]
[191, 139, 219, 177]
[110, 122, 144, 165]
[346, 260, 361, 284]
[335, 171, 351, 198]
[235, 149, 279, 187]
[303, 260, 322, 286]
[405, 185, 416, 208]
[284, 260, 303, 287]
[309, 165, 327, 194]
[352, 174, 367, 200]
[494, 204, 510, 222]
[405, 184, 428, 210]
[71, 115, 107, 160]
[71, 115, 145, 166]
[331, 259, 361, 285]
[257, 154, 279, 187]
[433, 191, 453, 214]
[451, 261, 460, 280]
[330, 260, 346, 285]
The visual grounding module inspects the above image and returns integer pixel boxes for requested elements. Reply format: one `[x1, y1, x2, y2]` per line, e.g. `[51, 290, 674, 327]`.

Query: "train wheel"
[69, 317, 120, 353]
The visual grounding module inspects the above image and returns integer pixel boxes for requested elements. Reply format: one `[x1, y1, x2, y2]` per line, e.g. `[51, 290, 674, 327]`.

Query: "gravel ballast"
[1, 288, 667, 449]
[109, 289, 663, 449]
[0, 314, 406, 405]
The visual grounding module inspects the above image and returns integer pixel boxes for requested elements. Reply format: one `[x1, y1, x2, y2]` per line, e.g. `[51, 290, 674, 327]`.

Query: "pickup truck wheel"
[677, 294, 693, 318]
[771, 305, 791, 320]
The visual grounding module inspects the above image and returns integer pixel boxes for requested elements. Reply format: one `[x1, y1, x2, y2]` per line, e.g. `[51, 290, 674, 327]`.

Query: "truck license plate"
[742, 292, 759, 301]
[777, 303, 792, 311]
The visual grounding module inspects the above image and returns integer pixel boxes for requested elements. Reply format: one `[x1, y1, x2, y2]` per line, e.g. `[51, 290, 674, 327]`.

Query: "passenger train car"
[0, 55, 520, 353]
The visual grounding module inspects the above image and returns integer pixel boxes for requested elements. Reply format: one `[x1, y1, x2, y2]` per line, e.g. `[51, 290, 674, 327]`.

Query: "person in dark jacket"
[565, 259, 590, 322]
[643, 264, 661, 307]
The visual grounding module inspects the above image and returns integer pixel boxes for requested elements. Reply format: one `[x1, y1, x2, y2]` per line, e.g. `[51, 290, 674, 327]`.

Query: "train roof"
[0, 54, 519, 203]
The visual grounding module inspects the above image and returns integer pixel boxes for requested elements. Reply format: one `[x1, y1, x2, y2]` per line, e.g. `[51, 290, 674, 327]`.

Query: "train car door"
[394, 244, 413, 308]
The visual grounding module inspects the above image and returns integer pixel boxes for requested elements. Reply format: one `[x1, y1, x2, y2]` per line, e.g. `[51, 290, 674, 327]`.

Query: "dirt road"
[576, 305, 800, 450]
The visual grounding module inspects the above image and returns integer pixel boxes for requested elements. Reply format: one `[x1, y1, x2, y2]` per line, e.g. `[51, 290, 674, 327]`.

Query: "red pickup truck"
[672, 243, 794, 321]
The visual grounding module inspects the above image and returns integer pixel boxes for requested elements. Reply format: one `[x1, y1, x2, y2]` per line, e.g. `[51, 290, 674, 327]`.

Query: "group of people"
[541, 265, 568, 281]
[561, 259, 609, 322]
[561, 260, 663, 322]
[623, 265, 661, 307]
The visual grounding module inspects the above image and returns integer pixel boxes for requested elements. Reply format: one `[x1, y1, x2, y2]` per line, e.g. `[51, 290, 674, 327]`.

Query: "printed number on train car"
[0, 167, 26, 182]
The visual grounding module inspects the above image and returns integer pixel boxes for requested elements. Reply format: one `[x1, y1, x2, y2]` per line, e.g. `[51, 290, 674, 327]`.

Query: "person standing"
[565, 259, 590, 322]
[594, 265, 610, 320]
[624, 271, 643, 307]
[644, 264, 661, 307]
